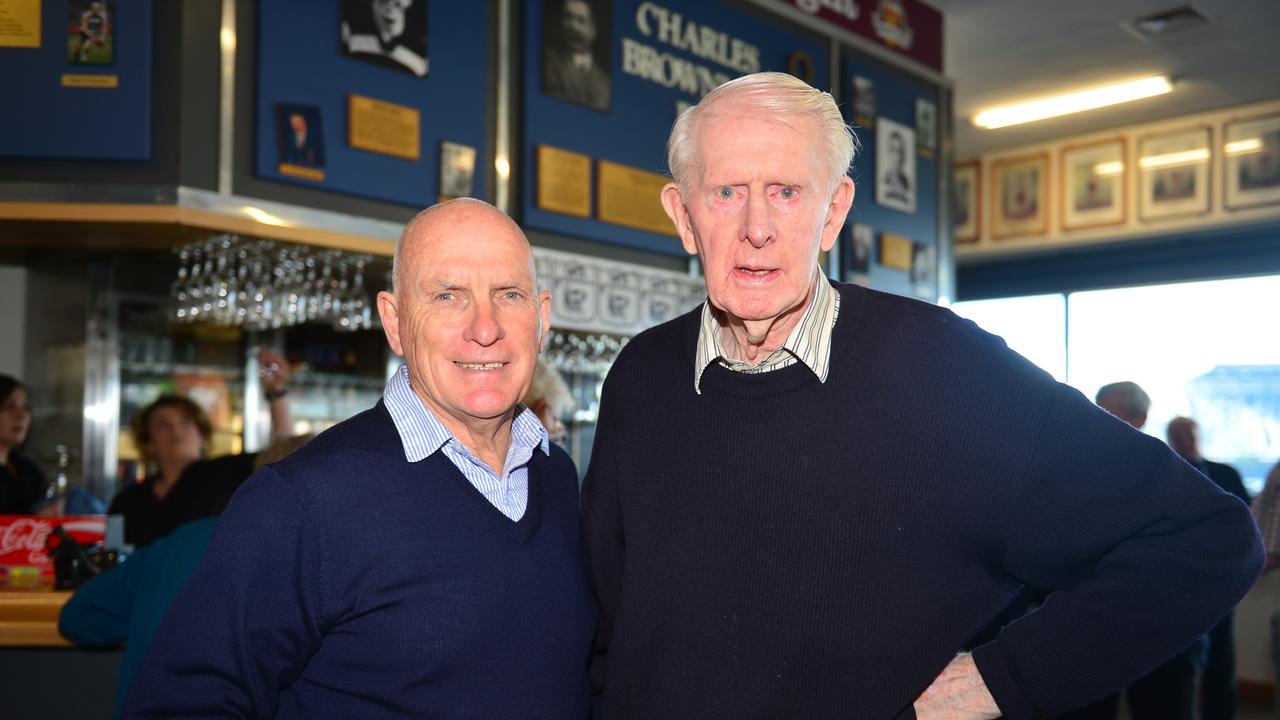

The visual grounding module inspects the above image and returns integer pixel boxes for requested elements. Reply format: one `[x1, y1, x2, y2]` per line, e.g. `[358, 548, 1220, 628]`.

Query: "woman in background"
[0, 374, 48, 514]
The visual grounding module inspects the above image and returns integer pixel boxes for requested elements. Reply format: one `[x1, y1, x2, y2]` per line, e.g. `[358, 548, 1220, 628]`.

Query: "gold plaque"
[536, 145, 591, 218]
[61, 73, 118, 88]
[879, 232, 913, 271]
[597, 160, 676, 236]
[348, 94, 420, 161]
[279, 163, 325, 182]
[0, 0, 41, 48]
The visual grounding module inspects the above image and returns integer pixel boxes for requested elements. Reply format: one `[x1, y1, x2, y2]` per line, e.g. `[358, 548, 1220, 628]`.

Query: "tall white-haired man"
[580, 72, 1262, 719]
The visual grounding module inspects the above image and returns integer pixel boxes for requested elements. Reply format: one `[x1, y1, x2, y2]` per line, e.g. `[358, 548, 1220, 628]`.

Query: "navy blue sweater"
[582, 281, 1263, 719]
[124, 402, 595, 718]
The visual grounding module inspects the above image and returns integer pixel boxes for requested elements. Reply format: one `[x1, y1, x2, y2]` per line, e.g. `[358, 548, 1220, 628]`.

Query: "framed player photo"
[541, 0, 612, 112]
[341, 0, 429, 77]
[438, 141, 477, 200]
[850, 223, 873, 276]
[991, 152, 1048, 240]
[1138, 126, 1210, 222]
[1224, 113, 1280, 210]
[68, 0, 115, 65]
[876, 118, 916, 214]
[1061, 138, 1127, 231]
[275, 104, 326, 180]
[953, 160, 980, 244]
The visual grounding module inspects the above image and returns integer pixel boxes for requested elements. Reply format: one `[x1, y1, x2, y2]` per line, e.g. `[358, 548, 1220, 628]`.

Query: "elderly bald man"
[124, 199, 594, 718]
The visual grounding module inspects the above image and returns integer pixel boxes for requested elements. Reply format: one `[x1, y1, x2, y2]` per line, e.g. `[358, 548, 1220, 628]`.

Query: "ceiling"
[928, 0, 1280, 158]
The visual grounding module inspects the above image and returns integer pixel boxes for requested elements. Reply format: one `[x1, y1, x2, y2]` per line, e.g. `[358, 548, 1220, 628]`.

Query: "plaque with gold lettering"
[597, 159, 676, 236]
[536, 145, 592, 218]
[348, 94, 420, 161]
[61, 73, 118, 88]
[878, 232, 913, 271]
[0, 0, 41, 48]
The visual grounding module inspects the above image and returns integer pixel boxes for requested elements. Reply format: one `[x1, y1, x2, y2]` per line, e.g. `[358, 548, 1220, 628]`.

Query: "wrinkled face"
[146, 405, 205, 468]
[666, 105, 852, 328]
[0, 387, 31, 450]
[379, 206, 551, 435]
[373, 0, 411, 38]
[1167, 420, 1200, 459]
[563, 0, 596, 52]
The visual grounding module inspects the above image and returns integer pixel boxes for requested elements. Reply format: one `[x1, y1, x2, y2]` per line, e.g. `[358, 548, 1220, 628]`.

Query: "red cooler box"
[0, 515, 108, 576]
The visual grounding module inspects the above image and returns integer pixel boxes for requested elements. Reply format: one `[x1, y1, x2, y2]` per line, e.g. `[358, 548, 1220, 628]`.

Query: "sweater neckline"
[424, 450, 545, 544]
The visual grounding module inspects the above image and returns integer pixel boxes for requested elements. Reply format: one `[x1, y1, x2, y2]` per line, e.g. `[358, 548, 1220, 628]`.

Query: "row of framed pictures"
[955, 112, 1280, 243]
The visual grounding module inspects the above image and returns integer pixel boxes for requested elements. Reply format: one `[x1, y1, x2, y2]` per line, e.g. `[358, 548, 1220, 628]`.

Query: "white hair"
[667, 72, 858, 196]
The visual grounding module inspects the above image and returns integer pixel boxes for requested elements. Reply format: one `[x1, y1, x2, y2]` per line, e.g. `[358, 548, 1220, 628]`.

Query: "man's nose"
[744, 191, 774, 249]
[465, 298, 504, 346]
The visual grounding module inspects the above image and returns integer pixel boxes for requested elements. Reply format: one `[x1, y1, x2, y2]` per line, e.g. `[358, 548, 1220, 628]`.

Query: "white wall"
[0, 265, 26, 378]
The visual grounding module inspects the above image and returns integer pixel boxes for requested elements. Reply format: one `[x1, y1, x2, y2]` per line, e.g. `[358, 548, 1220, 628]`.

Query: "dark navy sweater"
[582, 281, 1263, 719]
[124, 402, 595, 718]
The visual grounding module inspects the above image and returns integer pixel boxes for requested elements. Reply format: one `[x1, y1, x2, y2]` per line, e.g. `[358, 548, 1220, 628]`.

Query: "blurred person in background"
[523, 358, 572, 445]
[0, 374, 48, 514]
[1249, 459, 1280, 717]
[108, 350, 292, 545]
[60, 433, 314, 717]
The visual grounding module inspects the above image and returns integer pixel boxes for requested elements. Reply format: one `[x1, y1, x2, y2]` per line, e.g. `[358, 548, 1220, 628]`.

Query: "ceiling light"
[973, 76, 1173, 130]
[1138, 148, 1209, 169]
[1225, 138, 1263, 156]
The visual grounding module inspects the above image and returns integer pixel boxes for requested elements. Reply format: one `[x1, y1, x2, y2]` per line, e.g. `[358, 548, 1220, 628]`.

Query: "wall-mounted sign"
[348, 93, 420, 161]
[537, 144, 593, 218]
[777, 0, 943, 73]
[597, 159, 677, 236]
[878, 231, 913, 270]
[0, 0, 42, 48]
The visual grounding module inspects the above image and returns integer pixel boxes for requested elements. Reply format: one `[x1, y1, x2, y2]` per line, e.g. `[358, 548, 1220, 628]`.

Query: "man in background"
[542, 0, 610, 111]
[1168, 415, 1250, 720]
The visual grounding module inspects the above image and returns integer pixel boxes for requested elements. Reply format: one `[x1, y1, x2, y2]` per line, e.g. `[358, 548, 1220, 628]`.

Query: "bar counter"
[0, 589, 72, 647]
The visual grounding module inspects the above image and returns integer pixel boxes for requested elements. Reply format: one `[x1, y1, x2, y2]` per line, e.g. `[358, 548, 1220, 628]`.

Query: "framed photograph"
[541, 0, 612, 112]
[275, 104, 326, 172]
[850, 223, 872, 275]
[438, 141, 477, 200]
[876, 117, 916, 214]
[851, 75, 876, 127]
[1061, 138, 1127, 231]
[953, 161, 980, 244]
[1224, 114, 1280, 210]
[1138, 126, 1211, 221]
[916, 98, 937, 154]
[990, 153, 1048, 239]
[68, 1, 115, 65]
[341, 0, 429, 77]
[910, 242, 935, 286]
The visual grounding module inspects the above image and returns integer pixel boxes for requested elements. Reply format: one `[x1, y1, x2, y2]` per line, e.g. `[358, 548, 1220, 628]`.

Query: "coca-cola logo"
[0, 518, 52, 565]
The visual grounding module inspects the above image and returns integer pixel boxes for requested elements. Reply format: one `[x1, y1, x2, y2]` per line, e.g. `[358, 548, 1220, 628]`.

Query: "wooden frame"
[990, 152, 1049, 240]
[1060, 137, 1127, 231]
[953, 160, 980, 243]
[1223, 112, 1280, 211]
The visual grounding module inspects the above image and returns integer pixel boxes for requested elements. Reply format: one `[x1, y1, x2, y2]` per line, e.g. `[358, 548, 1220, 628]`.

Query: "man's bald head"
[392, 198, 534, 298]
[1166, 416, 1201, 461]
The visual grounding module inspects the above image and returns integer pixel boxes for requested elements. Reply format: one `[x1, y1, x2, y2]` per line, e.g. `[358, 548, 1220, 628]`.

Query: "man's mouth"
[736, 266, 778, 277]
[455, 362, 506, 371]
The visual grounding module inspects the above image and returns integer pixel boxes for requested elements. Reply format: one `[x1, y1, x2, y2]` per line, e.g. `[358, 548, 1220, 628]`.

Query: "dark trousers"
[1200, 611, 1237, 720]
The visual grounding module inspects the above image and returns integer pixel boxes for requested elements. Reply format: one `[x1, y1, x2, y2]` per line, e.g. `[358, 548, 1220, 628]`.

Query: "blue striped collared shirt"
[382, 364, 549, 521]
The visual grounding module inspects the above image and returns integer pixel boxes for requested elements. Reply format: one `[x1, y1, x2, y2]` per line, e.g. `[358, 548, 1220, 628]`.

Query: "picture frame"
[438, 141, 477, 201]
[851, 75, 875, 127]
[1138, 126, 1211, 222]
[953, 160, 980, 244]
[876, 117, 916, 214]
[1061, 138, 1127, 231]
[850, 223, 872, 275]
[916, 98, 937, 155]
[1223, 113, 1280, 210]
[990, 152, 1048, 240]
[340, 0, 429, 77]
[275, 104, 326, 178]
[68, 0, 115, 65]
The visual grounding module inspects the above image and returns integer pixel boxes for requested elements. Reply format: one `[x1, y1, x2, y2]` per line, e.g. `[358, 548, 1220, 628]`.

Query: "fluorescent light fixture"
[1138, 148, 1210, 169]
[974, 76, 1173, 130]
[243, 206, 289, 226]
[1093, 161, 1125, 176]
[1225, 138, 1263, 156]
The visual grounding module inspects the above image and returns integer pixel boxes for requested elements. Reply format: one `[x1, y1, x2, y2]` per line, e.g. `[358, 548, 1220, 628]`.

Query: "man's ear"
[377, 291, 405, 356]
[537, 290, 552, 351]
[661, 183, 699, 256]
[820, 176, 856, 253]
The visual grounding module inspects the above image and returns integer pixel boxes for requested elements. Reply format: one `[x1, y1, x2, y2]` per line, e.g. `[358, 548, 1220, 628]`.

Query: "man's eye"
[717, 186, 735, 200]
[503, 291, 524, 301]
[436, 292, 454, 302]
[778, 187, 796, 200]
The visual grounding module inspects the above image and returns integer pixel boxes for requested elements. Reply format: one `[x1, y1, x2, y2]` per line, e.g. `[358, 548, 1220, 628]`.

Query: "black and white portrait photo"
[439, 141, 477, 200]
[341, 0, 428, 78]
[850, 223, 872, 275]
[876, 117, 916, 214]
[541, 0, 611, 112]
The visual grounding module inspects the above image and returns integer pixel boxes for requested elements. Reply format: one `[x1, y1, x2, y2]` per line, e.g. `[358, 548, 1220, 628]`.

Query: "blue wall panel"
[255, 1, 489, 208]
[841, 54, 939, 299]
[521, 0, 829, 256]
[0, 0, 152, 160]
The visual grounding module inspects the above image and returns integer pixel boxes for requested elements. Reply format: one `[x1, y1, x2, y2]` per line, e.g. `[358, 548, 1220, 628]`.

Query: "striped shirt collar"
[382, 364, 549, 463]
[694, 270, 840, 394]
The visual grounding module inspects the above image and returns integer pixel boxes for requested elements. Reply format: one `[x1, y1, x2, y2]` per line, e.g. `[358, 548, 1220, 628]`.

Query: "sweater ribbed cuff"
[971, 641, 1037, 720]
